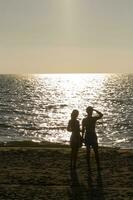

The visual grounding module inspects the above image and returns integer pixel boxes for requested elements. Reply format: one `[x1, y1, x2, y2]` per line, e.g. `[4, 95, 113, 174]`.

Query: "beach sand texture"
[0, 144, 132, 200]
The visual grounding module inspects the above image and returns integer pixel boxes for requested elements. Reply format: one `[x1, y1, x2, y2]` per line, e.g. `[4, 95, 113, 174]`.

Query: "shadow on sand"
[87, 169, 105, 200]
[69, 168, 105, 200]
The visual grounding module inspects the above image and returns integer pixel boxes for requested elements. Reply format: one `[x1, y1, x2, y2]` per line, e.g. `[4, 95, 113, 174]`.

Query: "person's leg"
[71, 148, 76, 169]
[86, 146, 91, 171]
[70, 148, 73, 169]
[93, 145, 100, 171]
[73, 148, 79, 169]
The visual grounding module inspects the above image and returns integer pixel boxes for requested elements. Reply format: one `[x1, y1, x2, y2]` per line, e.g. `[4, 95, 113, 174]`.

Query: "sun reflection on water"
[0, 74, 132, 148]
[31, 74, 109, 144]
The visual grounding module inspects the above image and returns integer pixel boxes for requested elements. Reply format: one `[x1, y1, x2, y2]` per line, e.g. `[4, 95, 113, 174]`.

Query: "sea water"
[0, 74, 132, 149]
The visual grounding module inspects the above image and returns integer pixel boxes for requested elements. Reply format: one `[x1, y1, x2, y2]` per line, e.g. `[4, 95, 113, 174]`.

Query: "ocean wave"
[0, 123, 13, 128]
[17, 126, 67, 131]
[45, 104, 67, 110]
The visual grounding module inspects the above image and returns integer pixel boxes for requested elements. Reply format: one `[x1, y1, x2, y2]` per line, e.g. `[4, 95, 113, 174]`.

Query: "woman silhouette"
[67, 110, 82, 170]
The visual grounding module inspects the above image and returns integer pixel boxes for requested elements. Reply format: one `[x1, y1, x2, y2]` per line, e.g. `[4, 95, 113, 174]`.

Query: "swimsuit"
[82, 117, 98, 147]
[68, 119, 81, 148]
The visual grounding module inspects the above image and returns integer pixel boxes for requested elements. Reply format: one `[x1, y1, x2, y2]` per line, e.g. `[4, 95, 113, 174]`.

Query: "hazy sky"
[0, 0, 133, 73]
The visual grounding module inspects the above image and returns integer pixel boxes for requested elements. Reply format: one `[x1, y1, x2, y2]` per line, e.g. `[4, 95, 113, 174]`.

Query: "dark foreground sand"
[0, 142, 132, 200]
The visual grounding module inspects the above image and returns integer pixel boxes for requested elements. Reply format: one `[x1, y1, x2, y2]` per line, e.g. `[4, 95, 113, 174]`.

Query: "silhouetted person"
[82, 106, 103, 171]
[67, 110, 82, 170]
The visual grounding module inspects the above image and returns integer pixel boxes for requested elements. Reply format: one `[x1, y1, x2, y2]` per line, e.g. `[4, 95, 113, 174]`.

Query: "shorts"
[85, 133, 98, 148]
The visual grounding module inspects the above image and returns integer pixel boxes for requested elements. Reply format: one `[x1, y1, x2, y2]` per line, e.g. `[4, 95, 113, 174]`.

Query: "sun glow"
[58, 73, 108, 90]
[35, 73, 107, 79]
[34, 73, 108, 91]
[33, 73, 109, 114]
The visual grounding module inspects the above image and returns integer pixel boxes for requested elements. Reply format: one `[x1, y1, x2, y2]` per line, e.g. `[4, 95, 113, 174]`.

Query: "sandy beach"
[0, 142, 132, 200]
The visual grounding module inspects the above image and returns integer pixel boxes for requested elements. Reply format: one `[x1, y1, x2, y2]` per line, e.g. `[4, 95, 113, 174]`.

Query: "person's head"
[86, 106, 93, 116]
[71, 109, 79, 119]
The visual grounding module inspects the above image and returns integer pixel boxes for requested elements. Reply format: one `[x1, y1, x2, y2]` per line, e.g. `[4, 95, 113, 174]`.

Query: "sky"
[0, 0, 133, 73]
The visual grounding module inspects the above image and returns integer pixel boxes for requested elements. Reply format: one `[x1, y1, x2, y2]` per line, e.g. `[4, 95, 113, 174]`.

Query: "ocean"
[0, 74, 132, 149]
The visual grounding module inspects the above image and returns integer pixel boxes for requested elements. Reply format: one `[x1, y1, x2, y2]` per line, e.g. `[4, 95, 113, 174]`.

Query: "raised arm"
[93, 109, 103, 120]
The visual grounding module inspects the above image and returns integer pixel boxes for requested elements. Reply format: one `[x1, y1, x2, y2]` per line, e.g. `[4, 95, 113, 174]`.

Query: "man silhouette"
[82, 106, 103, 171]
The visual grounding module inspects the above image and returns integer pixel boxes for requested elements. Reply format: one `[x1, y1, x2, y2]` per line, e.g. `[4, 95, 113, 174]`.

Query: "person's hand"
[93, 108, 98, 112]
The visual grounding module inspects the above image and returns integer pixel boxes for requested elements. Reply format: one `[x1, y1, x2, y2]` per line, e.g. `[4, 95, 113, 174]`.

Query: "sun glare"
[58, 73, 108, 90]
[34, 73, 108, 92]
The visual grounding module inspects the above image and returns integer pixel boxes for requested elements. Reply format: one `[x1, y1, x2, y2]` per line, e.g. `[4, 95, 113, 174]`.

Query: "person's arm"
[93, 109, 103, 120]
[67, 120, 71, 132]
[81, 119, 85, 139]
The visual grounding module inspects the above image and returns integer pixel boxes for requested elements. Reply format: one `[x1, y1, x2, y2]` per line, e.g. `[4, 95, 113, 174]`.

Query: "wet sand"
[0, 142, 132, 200]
